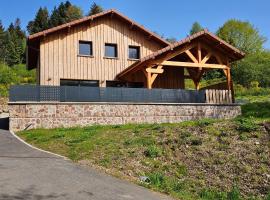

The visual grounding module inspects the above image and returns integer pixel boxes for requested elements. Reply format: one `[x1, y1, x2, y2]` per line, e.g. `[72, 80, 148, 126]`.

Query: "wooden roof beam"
[185, 50, 198, 63]
[162, 61, 228, 69]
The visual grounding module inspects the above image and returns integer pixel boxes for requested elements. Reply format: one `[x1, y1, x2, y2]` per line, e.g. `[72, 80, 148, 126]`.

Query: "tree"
[190, 22, 203, 35]
[217, 19, 268, 87]
[66, 5, 83, 22]
[49, 1, 83, 28]
[88, 2, 103, 16]
[0, 20, 6, 63]
[216, 19, 266, 55]
[233, 51, 270, 87]
[27, 7, 49, 35]
[166, 37, 177, 43]
[5, 19, 26, 66]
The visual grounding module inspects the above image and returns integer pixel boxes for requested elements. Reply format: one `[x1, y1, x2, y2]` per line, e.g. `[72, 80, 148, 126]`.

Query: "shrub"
[236, 118, 259, 132]
[144, 145, 162, 158]
[241, 102, 270, 118]
[227, 186, 241, 200]
[250, 81, 259, 89]
[196, 118, 215, 127]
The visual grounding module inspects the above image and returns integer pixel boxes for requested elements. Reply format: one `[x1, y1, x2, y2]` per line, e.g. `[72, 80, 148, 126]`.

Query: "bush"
[144, 145, 162, 158]
[227, 186, 241, 200]
[236, 118, 259, 132]
[0, 63, 18, 85]
[250, 81, 259, 89]
[241, 102, 270, 118]
[0, 63, 36, 96]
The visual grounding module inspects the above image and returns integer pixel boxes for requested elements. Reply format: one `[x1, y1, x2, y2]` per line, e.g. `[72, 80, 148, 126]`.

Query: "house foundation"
[9, 102, 241, 132]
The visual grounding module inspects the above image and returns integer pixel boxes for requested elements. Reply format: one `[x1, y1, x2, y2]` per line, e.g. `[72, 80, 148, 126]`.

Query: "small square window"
[79, 41, 92, 56]
[128, 46, 140, 59]
[105, 43, 117, 58]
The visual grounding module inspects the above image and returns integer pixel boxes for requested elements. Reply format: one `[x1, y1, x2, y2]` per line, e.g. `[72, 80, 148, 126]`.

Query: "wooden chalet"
[26, 9, 245, 103]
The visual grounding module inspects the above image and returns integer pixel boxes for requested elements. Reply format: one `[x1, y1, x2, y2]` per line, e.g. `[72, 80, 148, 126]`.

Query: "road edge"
[9, 130, 69, 160]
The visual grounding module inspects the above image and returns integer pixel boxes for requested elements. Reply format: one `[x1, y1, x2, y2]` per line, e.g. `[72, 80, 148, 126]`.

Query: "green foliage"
[0, 20, 6, 63]
[200, 189, 227, 200]
[27, 7, 49, 35]
[217, 19, 265, 54]
[190, 22, 204, 35]
[166, 37, 177, 43]
[49, 1, 83, 28]
[200, 186, 241, 200]
[235, 118, 259, 132]
[203, 69, 224, 81]
[227, 186, 241, 200]
[233, 51, 270, 87]
[216, 20, 269, 87]
[88, 2, 104, 16]
[144, 145, 162, 158]
[0, 63, 36, 96]
[241, 102, 270, 119]
[250, 81, 260, 89]
[5, 19, 26, 66]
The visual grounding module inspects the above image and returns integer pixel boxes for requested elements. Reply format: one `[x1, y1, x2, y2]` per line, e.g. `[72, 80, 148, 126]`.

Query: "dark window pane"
[79, 41, 92, 56]
[60, 79, 99, 87]
[60, 80, 80, 86]
[106, 81, 144, 88]
[128, 46, 140, 59]
[80, 80, 99, 87]
[105, 43, 117, 57]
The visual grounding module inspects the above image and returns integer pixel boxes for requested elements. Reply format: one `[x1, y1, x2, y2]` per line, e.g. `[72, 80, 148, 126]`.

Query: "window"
[79, 41, 92, 56]
[106, 81, 144, 88]
[128, 46, 140, 59]
[60, 79, 99, 87]
[105, 43, 117, 58]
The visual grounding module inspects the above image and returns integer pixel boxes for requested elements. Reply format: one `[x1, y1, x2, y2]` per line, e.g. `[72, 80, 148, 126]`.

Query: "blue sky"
[0, 0, 269, 49]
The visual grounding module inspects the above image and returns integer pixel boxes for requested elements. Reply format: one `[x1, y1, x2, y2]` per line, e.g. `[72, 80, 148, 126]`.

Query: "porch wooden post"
[195, 81, 200, 90]
[226, 68, 231, 90]
[226, 65, 235, 103]
[147, 71, 152, 89]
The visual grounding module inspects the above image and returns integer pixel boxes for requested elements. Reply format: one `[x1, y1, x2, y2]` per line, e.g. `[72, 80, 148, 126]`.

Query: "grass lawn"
[18, 101, 270, 200]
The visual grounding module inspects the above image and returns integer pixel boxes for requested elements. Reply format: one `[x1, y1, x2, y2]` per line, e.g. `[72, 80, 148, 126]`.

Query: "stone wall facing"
[9, 102, 241, 132]
[0, 98, 9, 118]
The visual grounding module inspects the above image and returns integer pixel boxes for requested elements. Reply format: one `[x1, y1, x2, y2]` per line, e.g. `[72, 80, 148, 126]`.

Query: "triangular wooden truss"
[143, 42, 232, 90]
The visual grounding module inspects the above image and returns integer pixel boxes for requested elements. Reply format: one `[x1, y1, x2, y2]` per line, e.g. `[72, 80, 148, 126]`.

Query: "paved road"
[0, 130, 172, 200]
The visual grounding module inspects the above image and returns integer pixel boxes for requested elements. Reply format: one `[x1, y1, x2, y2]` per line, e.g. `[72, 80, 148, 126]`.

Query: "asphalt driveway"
[0, 129, 171, 200]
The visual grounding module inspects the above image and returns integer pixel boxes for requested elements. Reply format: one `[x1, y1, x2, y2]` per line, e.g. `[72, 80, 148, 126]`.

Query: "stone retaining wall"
[0, 98, 9, 118]
[9, 102, 241, 132]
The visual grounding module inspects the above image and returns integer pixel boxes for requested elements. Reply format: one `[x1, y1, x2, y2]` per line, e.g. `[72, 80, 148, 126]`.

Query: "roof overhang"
[116, 29, 245, 79]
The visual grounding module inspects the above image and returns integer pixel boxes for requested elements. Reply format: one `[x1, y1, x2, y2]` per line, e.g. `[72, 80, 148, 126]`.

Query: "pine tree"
[27, 7, 49, 35]
[0, 20, 6, 63]
[49, 1, 83, 28]
[190, 22, 203, 35]
[5, 19, 26, 66]
[88, 2, 103, 16]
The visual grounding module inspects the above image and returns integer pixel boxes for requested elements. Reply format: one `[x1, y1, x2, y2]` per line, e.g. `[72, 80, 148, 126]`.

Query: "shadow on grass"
[241, 101, 270, 118]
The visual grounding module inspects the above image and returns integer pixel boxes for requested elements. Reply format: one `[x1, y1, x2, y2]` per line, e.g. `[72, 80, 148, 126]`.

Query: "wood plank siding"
[39, 16, 163, 86]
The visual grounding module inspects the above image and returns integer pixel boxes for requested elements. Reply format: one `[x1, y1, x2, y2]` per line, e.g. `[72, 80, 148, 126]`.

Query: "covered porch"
[116, 30, 245, 103]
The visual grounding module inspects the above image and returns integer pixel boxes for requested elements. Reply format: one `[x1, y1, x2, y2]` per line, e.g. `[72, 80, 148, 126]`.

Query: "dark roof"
[116, 29, 245, 79]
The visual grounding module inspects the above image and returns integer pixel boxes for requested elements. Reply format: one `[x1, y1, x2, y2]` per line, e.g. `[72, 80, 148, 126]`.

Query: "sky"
[0, 0, 269, 49]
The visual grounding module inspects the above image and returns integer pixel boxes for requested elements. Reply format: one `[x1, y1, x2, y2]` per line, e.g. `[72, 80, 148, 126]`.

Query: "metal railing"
[9, 85, 206, 103]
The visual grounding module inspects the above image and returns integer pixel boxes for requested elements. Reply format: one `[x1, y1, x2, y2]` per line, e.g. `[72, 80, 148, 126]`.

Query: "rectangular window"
[79, 41, 92, 56]
[105, 43, 117, 58]
[128, 46, 140, 59]
[60, 79, 99, 87]
[106, 81, 144, 88]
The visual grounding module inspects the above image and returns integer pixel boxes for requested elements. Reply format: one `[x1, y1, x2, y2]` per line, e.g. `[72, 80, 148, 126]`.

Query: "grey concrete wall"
[9, 102, 241, 132]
